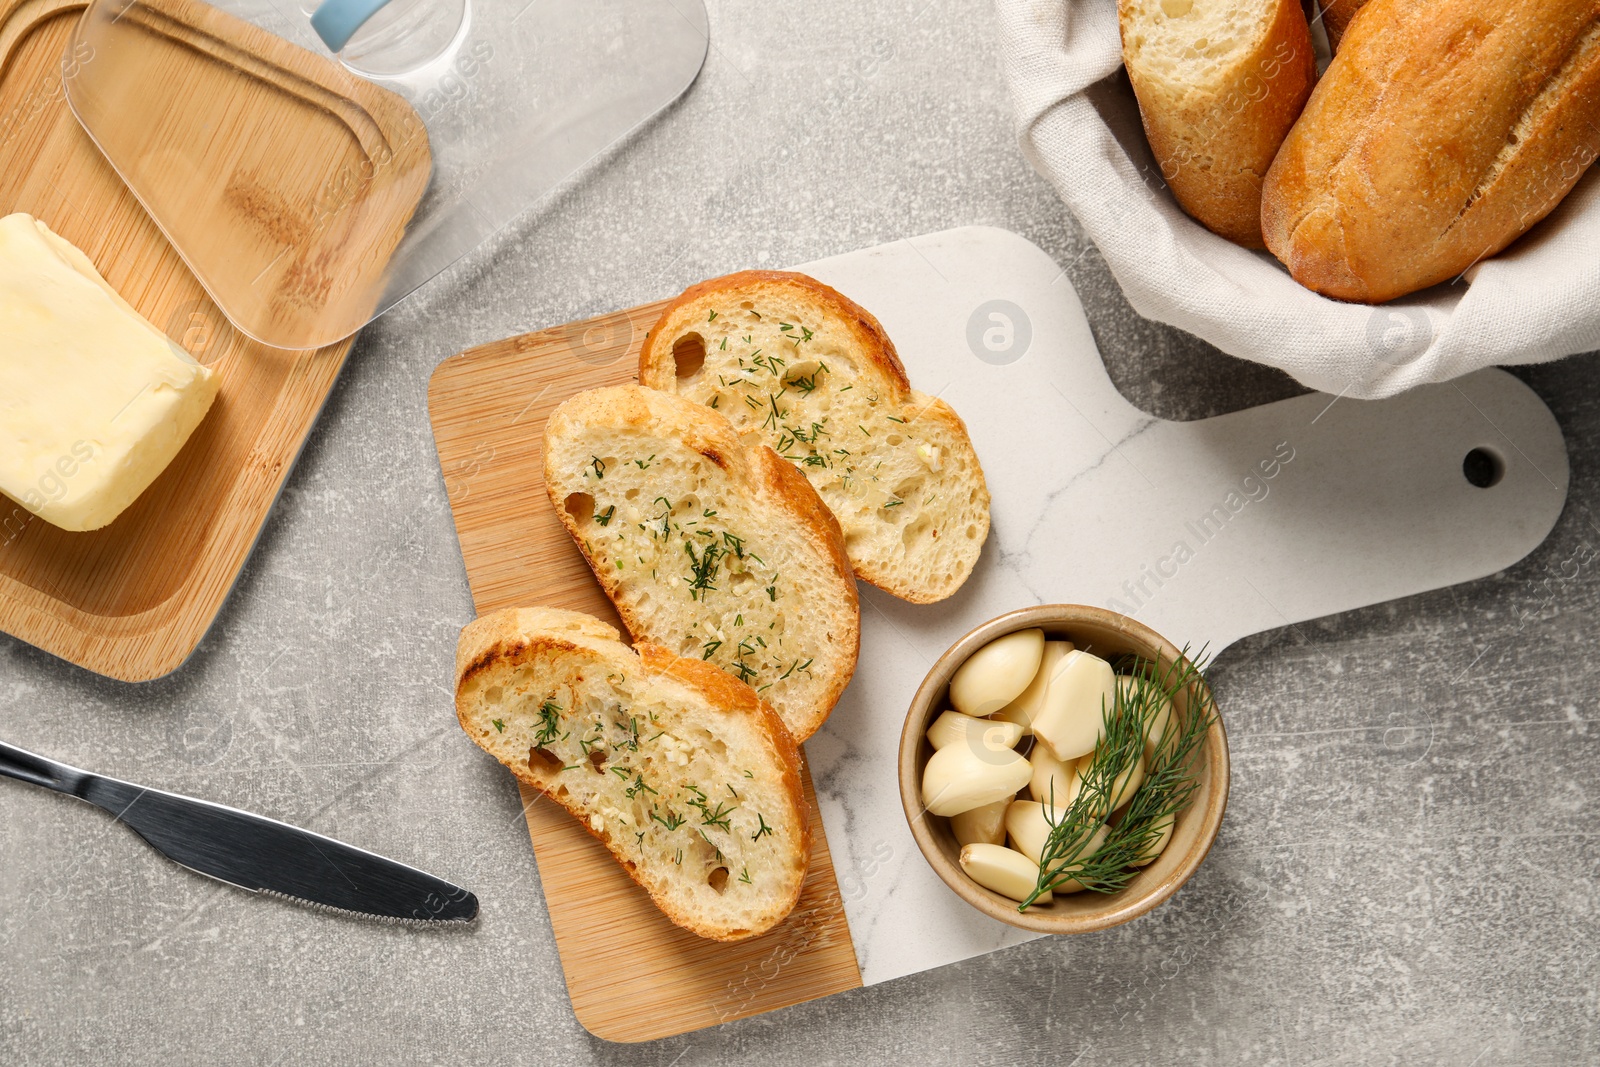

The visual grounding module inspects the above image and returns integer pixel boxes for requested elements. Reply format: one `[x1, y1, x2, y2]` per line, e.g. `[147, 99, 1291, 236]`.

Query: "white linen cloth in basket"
[994, 0, 1600, 399]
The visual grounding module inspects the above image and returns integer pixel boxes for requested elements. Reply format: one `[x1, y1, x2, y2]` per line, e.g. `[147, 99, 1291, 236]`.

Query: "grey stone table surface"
[4, 2, 1598, 1064]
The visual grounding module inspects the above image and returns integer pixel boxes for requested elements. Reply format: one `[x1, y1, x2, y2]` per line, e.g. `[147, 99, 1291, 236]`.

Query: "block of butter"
[0, 213, 219, 532]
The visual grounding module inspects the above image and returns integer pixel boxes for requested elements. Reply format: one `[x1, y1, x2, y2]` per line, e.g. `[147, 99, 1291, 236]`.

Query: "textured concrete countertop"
[4, 2, 1598, 1063]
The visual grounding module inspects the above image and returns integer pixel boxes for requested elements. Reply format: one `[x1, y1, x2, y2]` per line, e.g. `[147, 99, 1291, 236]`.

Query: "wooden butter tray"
[0, 0, 424, 680]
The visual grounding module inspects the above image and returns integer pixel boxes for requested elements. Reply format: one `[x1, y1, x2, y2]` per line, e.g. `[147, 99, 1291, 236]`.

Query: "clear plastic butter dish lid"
[64, 0, 708, 350]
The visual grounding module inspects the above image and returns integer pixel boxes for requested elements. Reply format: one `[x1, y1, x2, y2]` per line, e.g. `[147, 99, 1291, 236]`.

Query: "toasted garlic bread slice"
[455, 606, 811, 942]
[543, 384, 859, 741]
[638, 271, 990, 604]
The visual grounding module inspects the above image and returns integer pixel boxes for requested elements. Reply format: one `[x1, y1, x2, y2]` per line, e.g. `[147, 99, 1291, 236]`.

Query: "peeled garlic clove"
[959, 842, 1051, 905]
[1004, 802, 1111, 891]
[1118, 673, 1174, 758]
[1028, 743, 1078, 809]
[992, 640, 1072, 733]
[949, 628, 1045, 716]
[1032, 649, 1116, 761]
[1004, 799, 1070, 865]
[921, 742, 1032, 817]
[1132, 813, 1175, 867]
[951, 798, 1010, 846]
[927, 710, 1025, 752]
[1067, 748, 1147, 816]
[1046, 822, 1111, 894]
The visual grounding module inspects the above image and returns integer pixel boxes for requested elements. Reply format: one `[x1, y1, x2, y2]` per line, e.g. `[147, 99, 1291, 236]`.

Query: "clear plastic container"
[65, 0, 708, 350]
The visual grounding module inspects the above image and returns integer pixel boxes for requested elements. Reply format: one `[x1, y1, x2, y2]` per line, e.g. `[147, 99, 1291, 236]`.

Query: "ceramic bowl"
[897, 604, 1230, 933]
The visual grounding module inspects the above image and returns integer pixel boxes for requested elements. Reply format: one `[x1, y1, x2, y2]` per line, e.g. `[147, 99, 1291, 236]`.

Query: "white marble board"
[794, 227, 1569, 986]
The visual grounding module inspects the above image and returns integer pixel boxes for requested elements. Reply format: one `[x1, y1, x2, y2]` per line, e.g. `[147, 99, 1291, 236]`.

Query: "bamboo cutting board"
[427, 303, 865, 1041]
[428, 227, 1568, 1041]
[0, 0, 425, 679]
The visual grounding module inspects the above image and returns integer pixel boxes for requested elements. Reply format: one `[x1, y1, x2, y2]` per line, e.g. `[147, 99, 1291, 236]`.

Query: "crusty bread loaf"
[1118, 0, 1317, 247]
[543, 384, 859, 742]
[1317, 0, 1368, 50]
[638, 271, 990, 604]
[1262, 0, 1600, 303]
[455, 606, 811, 941]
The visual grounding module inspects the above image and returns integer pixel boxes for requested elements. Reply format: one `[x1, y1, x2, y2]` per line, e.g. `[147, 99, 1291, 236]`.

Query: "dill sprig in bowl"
[896, 605, 1230, 934]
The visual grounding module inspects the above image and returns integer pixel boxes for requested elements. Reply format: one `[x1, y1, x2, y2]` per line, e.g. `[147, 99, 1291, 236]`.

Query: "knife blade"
[0, 740, 478, 924]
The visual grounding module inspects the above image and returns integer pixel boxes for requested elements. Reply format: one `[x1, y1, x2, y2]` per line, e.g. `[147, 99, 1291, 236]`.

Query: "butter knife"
[0, 740, 478, 924]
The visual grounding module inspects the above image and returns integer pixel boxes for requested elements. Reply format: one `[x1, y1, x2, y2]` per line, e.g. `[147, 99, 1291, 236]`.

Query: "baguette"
[1262, 0, 1600, 303]
[639, 271, 991, 604]
[1118, 0, 1317, 247]
[455, 606, 810, 942]
[543, 384, 859, 742]
[1317, 0, 1368, 50]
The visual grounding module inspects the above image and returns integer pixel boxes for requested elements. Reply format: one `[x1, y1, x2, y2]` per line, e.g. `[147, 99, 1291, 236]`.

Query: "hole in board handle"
[1463, 447, 1505, 489]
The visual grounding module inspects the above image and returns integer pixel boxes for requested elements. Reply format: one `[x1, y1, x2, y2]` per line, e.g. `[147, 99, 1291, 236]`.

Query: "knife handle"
[0, 741, 92, 796]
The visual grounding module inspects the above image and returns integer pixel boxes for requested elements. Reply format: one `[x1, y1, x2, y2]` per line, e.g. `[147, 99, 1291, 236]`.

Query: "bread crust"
[641, 271, 913, 395]
[1262, 0, 1600, 303]
[748, 443, 857, 605]
[455, 607, 811, 942]
[1119, 0, 1317, 247]
[636, 642, 809, 834]
[639, 271, 992, 603]
[1318, 0, 1368, 50]
[543, 384, 860, 741]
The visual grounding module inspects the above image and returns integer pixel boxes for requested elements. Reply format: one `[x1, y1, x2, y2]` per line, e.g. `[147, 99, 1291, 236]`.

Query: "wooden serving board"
[428, 302, 865, 1040]
[0, 0, 424, 679]
[428, 228, 1569, 1041]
